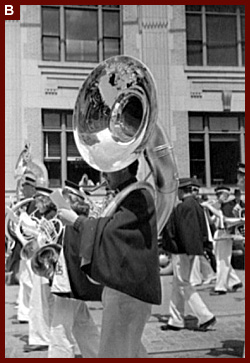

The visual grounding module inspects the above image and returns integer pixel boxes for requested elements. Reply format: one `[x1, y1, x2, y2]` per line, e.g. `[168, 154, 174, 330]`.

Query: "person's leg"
[98, 287, 151, 358]
[200, 255, 216, 284]
[17, 260, 32, 322]
[29, 275, 54, 346]
[190, 256, 203, 286]
[5, 240, 22, 285]
[168, 255, 186, 328]
[48, 296, 77, 358]
[185, 256, 214, 325]
[225, 240, 242, 290]
[170, 255, 214, 327]
[72, 300, 100, 358]
[214, 237, 232, 292]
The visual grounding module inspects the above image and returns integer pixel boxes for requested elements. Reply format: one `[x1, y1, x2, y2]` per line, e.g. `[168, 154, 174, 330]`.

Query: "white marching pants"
[48, 296, 100, 358]
[17, 259, 33, 322]
[214, 234, 241, 292]
[190, 255, 216, 286]
[168, 254, 214, 328]
[29, 274, 54, 346]
[98, 287, 151, 358]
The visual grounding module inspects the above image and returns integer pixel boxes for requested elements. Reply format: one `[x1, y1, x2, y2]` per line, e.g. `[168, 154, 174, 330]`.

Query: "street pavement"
[5, 270, 245, 358]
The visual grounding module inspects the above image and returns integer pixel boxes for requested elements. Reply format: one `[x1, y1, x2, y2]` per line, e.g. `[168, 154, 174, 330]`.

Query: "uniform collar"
[116, 177, 137, 193]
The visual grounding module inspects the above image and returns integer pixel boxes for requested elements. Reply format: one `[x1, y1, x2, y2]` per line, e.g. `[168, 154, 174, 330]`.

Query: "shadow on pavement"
[206, 340, 244, 358]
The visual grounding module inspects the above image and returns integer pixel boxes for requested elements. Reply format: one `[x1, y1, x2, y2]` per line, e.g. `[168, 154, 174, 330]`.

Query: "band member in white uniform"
[47, 186, 101, 358]
[15, 173, 37, 324]
[24, 187, 60, 353]
[207, 186, 242, 296]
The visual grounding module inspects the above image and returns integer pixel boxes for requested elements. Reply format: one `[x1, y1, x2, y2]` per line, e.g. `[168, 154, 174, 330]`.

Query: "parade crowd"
[5, 161, 245, 358]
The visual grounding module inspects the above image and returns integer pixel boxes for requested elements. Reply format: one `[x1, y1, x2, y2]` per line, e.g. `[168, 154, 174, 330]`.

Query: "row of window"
[186, 5, 245, 66]
[43, 110, 99, 187]
[189, 113, 245, 186]
[42, 110, 245, 188]
[41, 5, 245, 67]
[42, 5, 121, 62]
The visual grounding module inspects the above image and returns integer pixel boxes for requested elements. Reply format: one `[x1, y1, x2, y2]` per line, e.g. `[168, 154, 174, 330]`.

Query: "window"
[189, 113, 245, 186]
[42, 5, 121, 62]
[43, 110, 100, 188]
[186, 5, 245, 66]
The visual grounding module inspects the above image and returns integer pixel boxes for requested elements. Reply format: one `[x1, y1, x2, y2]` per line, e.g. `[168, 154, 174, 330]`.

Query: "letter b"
[5, 5, 14, 15]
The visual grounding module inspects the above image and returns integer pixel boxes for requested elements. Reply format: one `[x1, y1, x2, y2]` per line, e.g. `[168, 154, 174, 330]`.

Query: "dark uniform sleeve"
[76, 189, 162, 305]
[161, 210, 179, 254]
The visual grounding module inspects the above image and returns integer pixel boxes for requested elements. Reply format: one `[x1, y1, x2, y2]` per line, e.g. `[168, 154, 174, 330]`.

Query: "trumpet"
[201, 200, 245, 242]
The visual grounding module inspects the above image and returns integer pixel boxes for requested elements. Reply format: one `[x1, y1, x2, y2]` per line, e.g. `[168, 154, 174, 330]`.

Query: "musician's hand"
[40, 218, 54, 234]
[57, 208, 78, 226]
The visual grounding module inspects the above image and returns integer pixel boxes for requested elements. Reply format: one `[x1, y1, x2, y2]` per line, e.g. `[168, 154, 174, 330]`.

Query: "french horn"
[5, 197, 63, 260]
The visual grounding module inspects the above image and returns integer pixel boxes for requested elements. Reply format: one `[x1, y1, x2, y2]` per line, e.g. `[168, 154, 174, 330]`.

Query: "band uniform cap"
[178, 178, 193, 189]
[35, 186, 53, 197]
[190, 178, 201, 188]
[22, 172, 37, 187]
[214, 185, 231, 194]
[237, 163, 245, 174]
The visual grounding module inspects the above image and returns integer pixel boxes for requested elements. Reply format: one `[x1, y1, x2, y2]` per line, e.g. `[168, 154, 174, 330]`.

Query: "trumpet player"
[204, 186, 243, 296]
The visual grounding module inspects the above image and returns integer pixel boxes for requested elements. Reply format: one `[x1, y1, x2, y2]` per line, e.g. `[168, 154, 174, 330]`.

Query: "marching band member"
[204, 186, 243, 296]
[189, 180, 216, 287]
[47, 185, 101, 358]
[161, 178, 216, 331]
[58, 160, 162, 358]
[236, 163, 245, 359]
[13, 172, 37, 323]
[24, 187, 61, 353]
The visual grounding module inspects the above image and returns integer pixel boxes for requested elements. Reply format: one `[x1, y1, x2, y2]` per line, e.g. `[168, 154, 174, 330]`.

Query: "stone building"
[5, 5, 245, 200]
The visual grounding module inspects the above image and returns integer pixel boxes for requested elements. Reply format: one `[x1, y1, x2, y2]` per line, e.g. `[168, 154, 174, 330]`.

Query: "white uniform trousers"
[190, 255, 216, 286]
[214, 232, 241, 292]
[48, 295, 100, 358]
[17, 259, 33, 322]
[168, 254, 214, 328]
[29, 274, 54, 346]
[98, 287, 151, 358]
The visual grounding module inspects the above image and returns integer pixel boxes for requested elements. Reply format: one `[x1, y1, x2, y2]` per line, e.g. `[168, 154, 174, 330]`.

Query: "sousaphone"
[73, 55, 178, 235]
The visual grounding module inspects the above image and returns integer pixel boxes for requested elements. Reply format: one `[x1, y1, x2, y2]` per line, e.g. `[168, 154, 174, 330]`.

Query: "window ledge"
[38, 60, 99, 75]
[184, 65, 245, 77]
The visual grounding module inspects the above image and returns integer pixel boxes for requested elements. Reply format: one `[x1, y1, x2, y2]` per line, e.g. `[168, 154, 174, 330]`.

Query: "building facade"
[5, 5, 245, 200]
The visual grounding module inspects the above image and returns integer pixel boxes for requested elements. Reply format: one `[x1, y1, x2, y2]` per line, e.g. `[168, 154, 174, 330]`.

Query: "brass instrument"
[73, 55, 178, 233]
[14, 143, 49, 201]
[5, 196, 63, 260]
[32, 55, 179, 279]
[5, 143, 50, 258]
[31, 243, 62, 281]
[201, 200, 245, 242]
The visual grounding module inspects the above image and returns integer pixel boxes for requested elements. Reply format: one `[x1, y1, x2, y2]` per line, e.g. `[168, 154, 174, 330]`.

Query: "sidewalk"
[5, 270, 245, 358]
